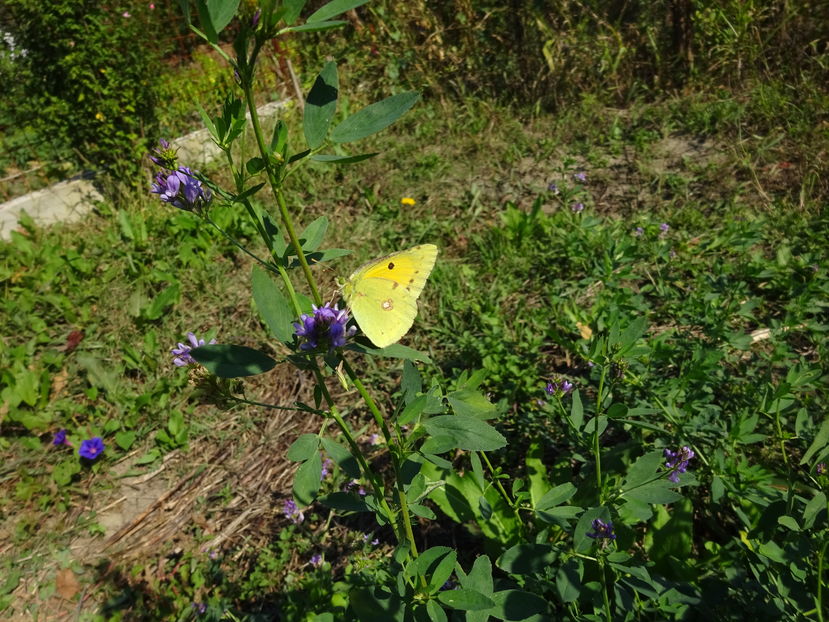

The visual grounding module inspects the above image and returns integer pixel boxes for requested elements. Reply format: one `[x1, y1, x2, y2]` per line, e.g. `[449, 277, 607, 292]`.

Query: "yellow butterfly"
[342, 244, 438, 348]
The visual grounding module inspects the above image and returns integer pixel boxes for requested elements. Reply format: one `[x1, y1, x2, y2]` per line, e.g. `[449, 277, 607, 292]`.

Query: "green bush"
[1, 1, 170, 186]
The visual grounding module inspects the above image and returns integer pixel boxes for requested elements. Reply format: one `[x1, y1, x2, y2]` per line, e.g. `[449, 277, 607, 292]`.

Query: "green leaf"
[422, 415, 506, 452]
[293, 452, 322, 506]
[195, 0, 240, 42]
[287, 433, 319, 462]
[803, 491, 826, 529]
[447, 388, 497, 419]
[496, 544, 556, 575]
[190, 344, 277, 377]
[281, 20, 345, 33]
[401, 360, 423, 403]
[298, 216, 328, 252]
[526, 442, 551, 507]
[77, 354, 119, 395]
[321, 437, 360, 478]
[282, 0, 307, 25]
[307, 0, 369, 23]
[490, 590, 548, 620]
[346, 342, 432, 362]
[535, 483, 577, 511]
[622, 450, 664, 490]
[304, 61, 338, 149]
[801, 418, 829, 465]
[52, 458, 81, 486]
[251, 266, 296, 344]
[144, 283, 181, 320]
[536, 504, 583, 527]
[570, 389, 584, 430]
[622, 481, 682, 505]
[319, 492, 371, 512]
[429, 549, 457, 593]
[311, 152, 378, 164]
[349, 587, 405, 622]
[406, 546, 453, 581]
[331, 92, 420, 143]
[425, 600, 447, 622]
[115, 430, 136, 451]
[556, 558, 583, 603]
[437, 589, 494, 611]
[245, 156, 265, 174]
[398, 394, 427, 426]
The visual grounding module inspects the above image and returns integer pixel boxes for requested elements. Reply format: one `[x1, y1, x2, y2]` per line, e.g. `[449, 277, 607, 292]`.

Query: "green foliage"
[2, 0, 168, 184]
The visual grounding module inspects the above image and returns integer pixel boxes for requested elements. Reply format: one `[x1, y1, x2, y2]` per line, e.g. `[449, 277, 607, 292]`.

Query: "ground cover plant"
[1, 1, 828, 620]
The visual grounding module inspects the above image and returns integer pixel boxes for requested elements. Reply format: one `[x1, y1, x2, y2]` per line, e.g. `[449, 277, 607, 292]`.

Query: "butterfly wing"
[344, 244, 438, 348]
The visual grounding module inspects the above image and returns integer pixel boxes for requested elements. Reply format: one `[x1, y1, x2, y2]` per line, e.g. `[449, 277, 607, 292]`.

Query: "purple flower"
[151, 166, 212, 212]
[574, 171, 587, 183]
[321, 457, 333, 478]
[251, 8, 261, 28]
[817, 462, 826, 475]
[369, 433, 381, 445]
[122, 11, 131, 18]
[148, 138, 177, 169]
[293, 303, 356, 351]
[659, 222, 670, 235]
[571, 202, 584, 213]
[634, 227, 644, 236]
[283, 499, 305, 524]
[545, 378, 574, 397]
[664, 446, 694, 483]
[547, 182, 559, 194]
[362, 533, 380, 546]
[79, 437, 105, 460]
[171, 332, 217, 367]
[52, 429, 71, 447]
[586, 518, 616, 540]
[310, 553, 323, 567]
[192, 603, 206, 615]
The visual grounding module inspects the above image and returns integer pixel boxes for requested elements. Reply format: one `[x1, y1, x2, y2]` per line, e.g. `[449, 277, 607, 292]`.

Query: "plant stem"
[594, 364, 607, 500]
[343, 359, 419, 557]
[599, 555, 612, 622]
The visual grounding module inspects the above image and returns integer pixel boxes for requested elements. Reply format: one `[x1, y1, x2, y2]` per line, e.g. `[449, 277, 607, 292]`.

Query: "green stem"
[242, 81, 322, 306]
[479, 451, 526, 531]
[818, 535, 828, 622]
[343, 359, 419, 557]
[773, 399, 789, 466]
[205, 216, 274, 274]
[599, 555, 612, 622]
[594, 364, 607, 501]
[311, 367, 402, 544]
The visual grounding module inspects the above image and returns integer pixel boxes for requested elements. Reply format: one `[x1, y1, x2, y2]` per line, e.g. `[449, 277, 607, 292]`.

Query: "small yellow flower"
[95, 112, 105, 122]
[401, 197, 416, 206]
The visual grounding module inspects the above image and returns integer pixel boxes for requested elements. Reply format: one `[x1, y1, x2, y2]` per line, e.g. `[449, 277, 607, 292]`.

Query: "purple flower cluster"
[573, 171, 587, 183]
[545, 378, 574, 397]
[815, 462, 825, 475]
[320, 457, 333, 479]
[171, 332, 216, 367]
[79, 437, 105, 460]
[571, 202, 584, 213]
[362, 533, 380, 546]
[151, 166, 212, 212]
[283, 498, 305, 524]
[293, 303, 356, 351]
[310, 553, 323, 567]
[664, 446, 695, 483]
[587, 518, 616, 540]
[148, 138, 178, 169]
[547, 182, 559, 194]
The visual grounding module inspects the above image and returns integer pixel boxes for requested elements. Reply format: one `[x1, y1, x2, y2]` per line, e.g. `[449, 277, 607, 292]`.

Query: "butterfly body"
[342, 244, 438, 348]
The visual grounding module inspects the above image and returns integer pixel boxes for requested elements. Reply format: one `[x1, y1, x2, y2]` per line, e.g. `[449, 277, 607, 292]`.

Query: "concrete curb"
[0, 99, 290, 241]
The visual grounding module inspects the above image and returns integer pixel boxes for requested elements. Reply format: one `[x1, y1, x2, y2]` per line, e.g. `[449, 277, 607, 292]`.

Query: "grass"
[2, 52, 828, 619]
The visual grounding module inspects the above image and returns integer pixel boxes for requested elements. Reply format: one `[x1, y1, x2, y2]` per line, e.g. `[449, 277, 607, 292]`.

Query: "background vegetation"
[0, 0, 827, 619]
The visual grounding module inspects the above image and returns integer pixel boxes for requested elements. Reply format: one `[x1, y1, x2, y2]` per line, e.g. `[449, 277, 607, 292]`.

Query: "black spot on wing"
[387, 262, 395, 270]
